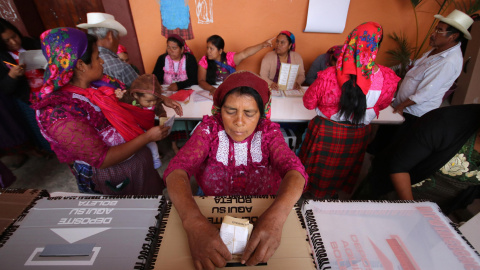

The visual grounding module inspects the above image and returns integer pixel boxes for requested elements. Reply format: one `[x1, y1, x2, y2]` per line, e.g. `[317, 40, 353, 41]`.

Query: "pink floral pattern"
[336, 22, 383, 95]
[39, 28, 88, 100]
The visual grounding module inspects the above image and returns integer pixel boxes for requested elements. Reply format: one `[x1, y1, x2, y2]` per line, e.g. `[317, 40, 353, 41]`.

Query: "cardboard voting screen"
[153, 196, 315, 270]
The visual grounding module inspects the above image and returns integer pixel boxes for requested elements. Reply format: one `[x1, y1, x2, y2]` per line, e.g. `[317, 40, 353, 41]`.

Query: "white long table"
[164, 86, 404, 124]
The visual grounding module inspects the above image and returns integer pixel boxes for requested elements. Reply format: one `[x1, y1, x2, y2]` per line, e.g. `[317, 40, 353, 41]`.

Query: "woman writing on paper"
[198, 35, 273, 95]
[0, 18, 52, 155]
[34, 27, 177, 195]
[260, 31, 305, 90]
[152, 34, 198, 91]
[299, 22, 400, 199]
[164, 71, 307, 268]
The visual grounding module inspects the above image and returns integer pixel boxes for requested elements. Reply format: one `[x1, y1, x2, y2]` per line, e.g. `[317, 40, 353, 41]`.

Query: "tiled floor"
[3, 139, 176, 194]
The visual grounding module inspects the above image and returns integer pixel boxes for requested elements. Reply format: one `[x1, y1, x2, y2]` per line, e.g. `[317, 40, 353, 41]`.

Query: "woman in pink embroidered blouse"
[152, 34, 198, 91]
[33, 27, 175, 195]
[197, 35, 274, 95]
[298, 22, 400, 199]
[164, 71, 307, 268]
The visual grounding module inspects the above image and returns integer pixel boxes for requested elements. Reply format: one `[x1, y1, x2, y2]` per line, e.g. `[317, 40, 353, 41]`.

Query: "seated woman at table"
[305, 45, 342, 85]
[152, 34, 197, 91]
[298, 22, 400, 199]
[260, 30, 305, 90]
[164, 71, 308, 268]
[198, 35, 273, 95]
[33, 27, 180, 195]
[353, 105, 480, 214]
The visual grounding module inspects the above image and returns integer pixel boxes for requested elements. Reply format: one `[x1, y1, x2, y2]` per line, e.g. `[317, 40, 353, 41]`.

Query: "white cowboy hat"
[434, 9, 474, 40]
[77, 12, 127, 37]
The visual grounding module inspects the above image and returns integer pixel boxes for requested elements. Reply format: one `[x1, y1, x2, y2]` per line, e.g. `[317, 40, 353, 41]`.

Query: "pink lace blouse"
[303, 65, 400, 124]
[34, 86, 125, 168]
[164, 114, 308, 195]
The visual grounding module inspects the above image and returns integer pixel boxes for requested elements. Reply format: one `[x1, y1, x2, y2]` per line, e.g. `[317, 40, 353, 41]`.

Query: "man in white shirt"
[368, 10, 473, 155]
[393, 10, 473, 118]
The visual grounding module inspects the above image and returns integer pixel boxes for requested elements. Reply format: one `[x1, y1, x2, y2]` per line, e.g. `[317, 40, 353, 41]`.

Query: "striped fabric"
[299, 116, 372, 198]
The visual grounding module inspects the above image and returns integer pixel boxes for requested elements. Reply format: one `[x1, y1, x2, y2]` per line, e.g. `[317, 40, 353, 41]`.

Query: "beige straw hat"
[77, 13, 127, 37]
[434, 10, 474, 40]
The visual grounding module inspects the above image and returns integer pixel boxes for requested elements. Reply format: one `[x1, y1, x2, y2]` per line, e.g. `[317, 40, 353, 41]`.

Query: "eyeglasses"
[433, 29, 451, 35]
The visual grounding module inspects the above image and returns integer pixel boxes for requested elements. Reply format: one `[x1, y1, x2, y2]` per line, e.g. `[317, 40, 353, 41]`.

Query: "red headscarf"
[212, 71, 271, 118]
[336, 22, 383, 95]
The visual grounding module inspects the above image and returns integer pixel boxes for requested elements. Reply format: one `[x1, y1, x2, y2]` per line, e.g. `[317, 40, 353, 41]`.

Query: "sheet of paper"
[164, 115, 175, 136]
[286, 64, 299, 90]
[277, 63, 291, 90]
[194, 90, 213, 102]
[161, 91, 175, 97]
[19, 50, 47, 70]
[219, 216, 252, 255]
[271, 90, 283, 98]
[283, 89, 304, 97]
[304, 0, 350, 33]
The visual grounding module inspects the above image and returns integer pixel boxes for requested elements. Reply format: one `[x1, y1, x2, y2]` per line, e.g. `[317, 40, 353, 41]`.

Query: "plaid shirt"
[98, 46, 138, 87]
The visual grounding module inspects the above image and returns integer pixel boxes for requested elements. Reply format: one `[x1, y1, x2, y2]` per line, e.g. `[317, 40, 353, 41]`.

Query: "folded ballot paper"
[159, 115, 175, 136]
[220, 215, 253, 259]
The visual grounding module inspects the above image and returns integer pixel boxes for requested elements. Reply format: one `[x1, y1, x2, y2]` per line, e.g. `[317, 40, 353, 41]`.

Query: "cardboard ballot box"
[153, 196, 315, 269]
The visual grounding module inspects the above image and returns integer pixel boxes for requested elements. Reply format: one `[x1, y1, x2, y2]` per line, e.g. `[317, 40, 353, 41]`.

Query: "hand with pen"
[4, 61, 26, 79]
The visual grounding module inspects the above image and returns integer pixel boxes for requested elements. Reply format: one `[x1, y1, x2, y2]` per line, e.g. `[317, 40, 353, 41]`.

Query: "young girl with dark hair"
[299, 22, 400, 199]
[197, 34, 274, 95]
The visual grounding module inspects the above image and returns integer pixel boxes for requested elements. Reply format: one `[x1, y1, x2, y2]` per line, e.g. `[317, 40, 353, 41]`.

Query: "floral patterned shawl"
[336, 22, 383, 95]
[39, 27, 87, 99]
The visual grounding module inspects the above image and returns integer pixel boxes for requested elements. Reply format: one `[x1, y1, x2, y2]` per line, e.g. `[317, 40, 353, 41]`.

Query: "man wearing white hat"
[392, 9, 474, 119]
[77, 12, 138, 87]
[368, 10, 474, 156]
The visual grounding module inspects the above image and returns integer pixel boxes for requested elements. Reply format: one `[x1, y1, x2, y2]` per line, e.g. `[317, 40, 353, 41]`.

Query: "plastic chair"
[280, 128, 297, 150]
